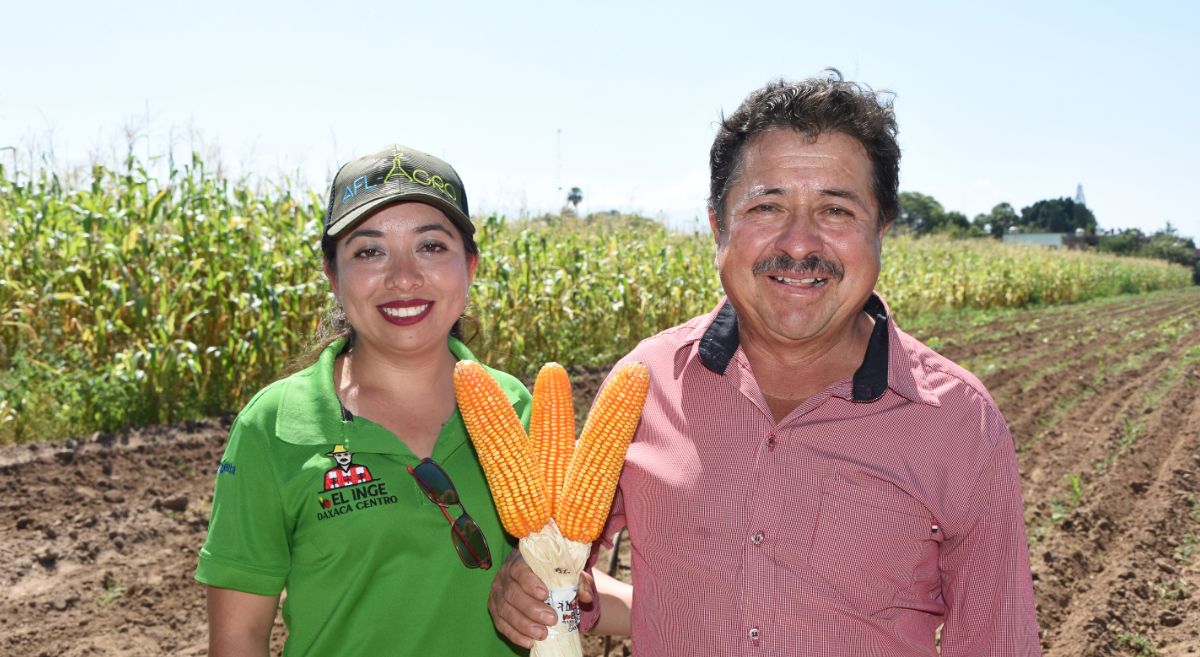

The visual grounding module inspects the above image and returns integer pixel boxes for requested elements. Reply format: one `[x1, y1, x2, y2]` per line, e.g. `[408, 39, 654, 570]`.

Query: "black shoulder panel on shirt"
[852, 295, 890, 402]
[698, 300, 740, 375]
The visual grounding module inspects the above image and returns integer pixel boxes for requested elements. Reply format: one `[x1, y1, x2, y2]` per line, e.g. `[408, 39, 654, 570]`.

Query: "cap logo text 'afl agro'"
[341, 175, 377, 204]
[383, 152, 457, 201]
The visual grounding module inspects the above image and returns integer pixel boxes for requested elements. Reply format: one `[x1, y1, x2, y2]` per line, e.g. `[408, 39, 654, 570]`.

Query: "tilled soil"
[914, 287, 1200, 655]
[3, 287, 1200, 656]
[0, 417, 240, 656]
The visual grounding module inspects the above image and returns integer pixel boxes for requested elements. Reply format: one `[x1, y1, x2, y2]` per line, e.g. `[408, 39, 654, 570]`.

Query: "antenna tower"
[1075, 183, 1086, 206]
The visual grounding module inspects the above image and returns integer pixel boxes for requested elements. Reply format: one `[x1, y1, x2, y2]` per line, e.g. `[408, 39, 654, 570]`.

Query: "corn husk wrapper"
[519, 519, 591, 657]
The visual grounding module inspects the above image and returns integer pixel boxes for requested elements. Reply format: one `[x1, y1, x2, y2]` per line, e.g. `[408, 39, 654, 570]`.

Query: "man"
[491, 71, 1040, 655]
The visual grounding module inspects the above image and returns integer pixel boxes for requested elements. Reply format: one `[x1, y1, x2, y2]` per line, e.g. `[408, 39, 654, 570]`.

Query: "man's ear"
[708, 205, 727, 272]
[707, 205, 722, 245]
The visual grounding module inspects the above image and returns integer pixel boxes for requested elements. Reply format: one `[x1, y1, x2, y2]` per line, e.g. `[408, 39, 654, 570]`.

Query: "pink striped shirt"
[580, 294, 1040, 656]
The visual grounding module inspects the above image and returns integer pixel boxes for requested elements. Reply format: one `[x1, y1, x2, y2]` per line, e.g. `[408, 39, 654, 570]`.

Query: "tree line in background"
[894, 191, 1198, 278]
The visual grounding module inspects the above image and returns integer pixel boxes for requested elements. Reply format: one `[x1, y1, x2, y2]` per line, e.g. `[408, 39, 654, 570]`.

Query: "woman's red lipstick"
[377, 299, 434, 326]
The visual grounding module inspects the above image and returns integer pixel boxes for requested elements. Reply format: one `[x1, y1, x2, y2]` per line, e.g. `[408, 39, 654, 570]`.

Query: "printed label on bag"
[544, 585, 580, 636]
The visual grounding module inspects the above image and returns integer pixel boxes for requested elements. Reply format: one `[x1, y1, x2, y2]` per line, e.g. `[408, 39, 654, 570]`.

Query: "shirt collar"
[274, 336, 522, 453]
[689, 292, 936, 405]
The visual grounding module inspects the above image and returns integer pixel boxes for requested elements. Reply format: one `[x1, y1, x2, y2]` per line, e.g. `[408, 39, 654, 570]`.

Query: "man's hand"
[488, 548, 595, 649]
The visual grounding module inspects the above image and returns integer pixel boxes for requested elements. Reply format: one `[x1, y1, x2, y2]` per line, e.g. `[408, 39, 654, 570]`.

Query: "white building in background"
[1003, 229, 1088, 250]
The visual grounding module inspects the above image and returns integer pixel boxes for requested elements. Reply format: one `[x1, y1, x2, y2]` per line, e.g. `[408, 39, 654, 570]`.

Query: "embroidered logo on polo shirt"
[323, 444, 373, 489]
[315, 444, 397, 521]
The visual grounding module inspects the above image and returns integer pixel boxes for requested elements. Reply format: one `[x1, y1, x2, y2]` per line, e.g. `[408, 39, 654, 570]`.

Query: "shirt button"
[766, 435, 777, 450]
[751, 532, 764, 545]
[749, 627, 760, 639]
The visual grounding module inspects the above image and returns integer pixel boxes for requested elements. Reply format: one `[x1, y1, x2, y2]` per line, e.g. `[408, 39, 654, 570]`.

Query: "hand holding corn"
[455, 360, 649, 656]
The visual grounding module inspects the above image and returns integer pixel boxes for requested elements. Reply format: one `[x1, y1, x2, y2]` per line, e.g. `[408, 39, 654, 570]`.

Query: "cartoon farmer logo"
[316, 445, 395, 518]
[323, 444, 373, 490]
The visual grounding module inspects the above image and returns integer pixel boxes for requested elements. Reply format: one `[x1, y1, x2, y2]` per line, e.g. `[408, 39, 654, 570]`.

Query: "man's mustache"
[751, 253, 845, 281]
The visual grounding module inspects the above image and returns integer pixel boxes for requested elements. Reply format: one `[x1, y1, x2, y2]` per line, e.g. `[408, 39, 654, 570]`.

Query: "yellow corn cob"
[453, 360, 550, 538]
[529, 363, 576, 518]
[556, 362, 649, 543]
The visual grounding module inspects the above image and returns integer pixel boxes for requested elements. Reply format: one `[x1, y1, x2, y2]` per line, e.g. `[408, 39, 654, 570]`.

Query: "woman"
[196, 145, 534, 656]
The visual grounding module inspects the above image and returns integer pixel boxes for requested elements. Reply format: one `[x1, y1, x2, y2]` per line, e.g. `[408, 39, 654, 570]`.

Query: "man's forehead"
[729, 132, 875, 207]
[740, 132, 871, 176]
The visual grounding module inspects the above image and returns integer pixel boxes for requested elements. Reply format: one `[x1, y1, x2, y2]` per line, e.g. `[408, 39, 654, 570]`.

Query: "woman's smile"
[377, 299, 435, 325]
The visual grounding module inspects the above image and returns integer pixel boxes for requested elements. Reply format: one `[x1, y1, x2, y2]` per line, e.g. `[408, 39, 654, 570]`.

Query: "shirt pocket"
[807, 474, 938, 616]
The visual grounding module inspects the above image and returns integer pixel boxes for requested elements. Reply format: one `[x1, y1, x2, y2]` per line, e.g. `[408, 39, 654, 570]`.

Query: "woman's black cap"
[324, 144, 472, 238]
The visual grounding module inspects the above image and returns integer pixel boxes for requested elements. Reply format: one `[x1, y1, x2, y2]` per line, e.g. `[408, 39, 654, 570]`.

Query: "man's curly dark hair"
[709, 69, 900, 231]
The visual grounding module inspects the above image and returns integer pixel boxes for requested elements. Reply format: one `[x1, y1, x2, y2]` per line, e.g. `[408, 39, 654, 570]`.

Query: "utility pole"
[146, 97, 152, 165]
[557, 128, 562, 194]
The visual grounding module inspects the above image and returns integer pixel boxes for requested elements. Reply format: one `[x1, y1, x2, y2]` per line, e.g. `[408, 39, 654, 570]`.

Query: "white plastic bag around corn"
[519, 519, 591, 657]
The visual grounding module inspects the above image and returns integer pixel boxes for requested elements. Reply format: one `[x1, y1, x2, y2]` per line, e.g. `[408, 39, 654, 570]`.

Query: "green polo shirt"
[196, 337, 530, 657]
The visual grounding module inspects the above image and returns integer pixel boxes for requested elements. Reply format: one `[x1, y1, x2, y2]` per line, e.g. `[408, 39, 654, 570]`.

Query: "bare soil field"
[3, 286, 1200, 656]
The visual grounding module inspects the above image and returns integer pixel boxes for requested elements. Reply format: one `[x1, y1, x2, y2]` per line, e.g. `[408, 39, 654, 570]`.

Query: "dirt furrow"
[922, 293, 1182, 362]
[1033, 363, 1200, 655]
[1015, 336, 1192, 506]
[935, 291, 1192, 365]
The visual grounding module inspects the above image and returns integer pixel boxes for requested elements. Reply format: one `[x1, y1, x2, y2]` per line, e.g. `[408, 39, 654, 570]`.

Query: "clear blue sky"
[2, 1, 1196, 238]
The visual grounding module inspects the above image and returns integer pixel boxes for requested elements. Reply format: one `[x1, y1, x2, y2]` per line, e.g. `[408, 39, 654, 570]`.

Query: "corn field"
[877, 236, 1191, 313]
[1, 158, 1192, 443]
